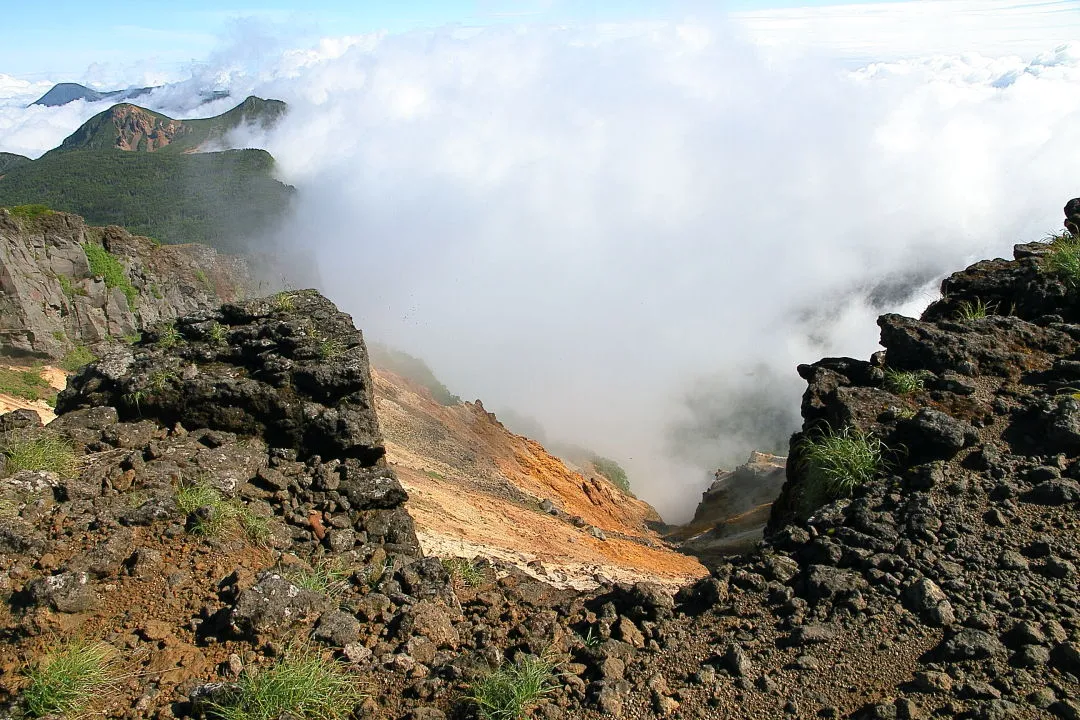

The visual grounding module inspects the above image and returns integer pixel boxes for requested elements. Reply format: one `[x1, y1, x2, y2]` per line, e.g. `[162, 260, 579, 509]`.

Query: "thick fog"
[2, 6, 1079, 520]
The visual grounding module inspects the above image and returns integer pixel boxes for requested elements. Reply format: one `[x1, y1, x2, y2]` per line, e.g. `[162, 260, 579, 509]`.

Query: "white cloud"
[1, 2, 1078, 519]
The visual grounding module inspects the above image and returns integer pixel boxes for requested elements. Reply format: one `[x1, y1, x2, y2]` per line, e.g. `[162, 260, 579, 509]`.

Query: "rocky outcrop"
[671, 452, 786, 562]
[0, 209, 251, 359]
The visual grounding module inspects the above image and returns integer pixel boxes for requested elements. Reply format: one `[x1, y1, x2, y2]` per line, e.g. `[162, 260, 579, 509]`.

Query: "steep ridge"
[670, 451, 787, 562]
[0, 209, 252, 360]
[374, 367, 706, 588]
[48, 97, 286, 155]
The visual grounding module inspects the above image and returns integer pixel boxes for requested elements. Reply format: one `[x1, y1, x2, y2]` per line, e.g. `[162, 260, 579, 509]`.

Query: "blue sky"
[3, 0, 893, 78]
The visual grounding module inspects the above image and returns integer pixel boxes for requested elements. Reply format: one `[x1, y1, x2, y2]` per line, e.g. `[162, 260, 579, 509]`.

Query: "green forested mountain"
[0, 153, 31, 174]
[0, 149, 293, 250]
[0, 97, 293, 250]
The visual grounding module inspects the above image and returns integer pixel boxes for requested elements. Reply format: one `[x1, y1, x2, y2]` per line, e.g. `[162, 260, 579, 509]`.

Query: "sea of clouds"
[2, 1, 1079, 519]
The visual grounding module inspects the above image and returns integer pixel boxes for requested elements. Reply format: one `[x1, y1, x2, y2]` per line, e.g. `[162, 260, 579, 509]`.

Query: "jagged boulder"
[57, 290, 383, 463]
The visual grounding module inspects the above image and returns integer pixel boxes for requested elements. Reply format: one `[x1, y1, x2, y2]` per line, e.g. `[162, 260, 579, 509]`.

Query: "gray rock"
[313, 610, 361, 647]
[230, 571, 333, 640]
[27, 570, 97, 613]
[903, 578, 955, 626]
[938, 629, 1005, 661]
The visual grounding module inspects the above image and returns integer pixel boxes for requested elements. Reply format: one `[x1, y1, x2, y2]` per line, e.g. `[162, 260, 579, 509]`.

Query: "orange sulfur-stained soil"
[372, 368, 707, 589]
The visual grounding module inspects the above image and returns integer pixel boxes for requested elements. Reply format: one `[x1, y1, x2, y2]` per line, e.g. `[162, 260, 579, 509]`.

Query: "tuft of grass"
[21, 641, 118, 718]
[60, 345, 97, 372]
[955, 298, 993, 321]
[363, 556, 395, 589]
[82, 242, 137, 310]
[1, 431, 77, 478]
[317, 339, 345, 361]
[209, 648, 364, 720]
[208, 322, 228, 345]
[1042, 233, 1080, 288]
[149, 370, 178, 393]
[466, 654, 558, 720]
[442, 557, 485, 587]
[287, 560, 350, 597]
[155, 322, 182, 349]
[123, 332, 142, 345]
[194, 269, 211, 290]
[882, 368, 928, 395]
[175, 481, 266, 542]
[273, 292, 296, 312]
[797, 426, 885, 514]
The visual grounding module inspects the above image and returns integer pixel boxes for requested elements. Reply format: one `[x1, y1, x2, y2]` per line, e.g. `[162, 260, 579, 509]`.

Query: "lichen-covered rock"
[229, 571, 333, 640]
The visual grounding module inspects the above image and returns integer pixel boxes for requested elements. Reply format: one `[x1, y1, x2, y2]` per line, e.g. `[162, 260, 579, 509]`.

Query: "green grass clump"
[60, 345, 97, 372]
[207, 322, 228, 345]
[273, 292, 296, 312]
[8, 204, 53, 221]
[21, 641, 118, 718]
[0, 367, 55, 403]
[955, 297, 993, 321]
[175, 481, 266, 542]
[589, 455, 632, 495]
[82, 242, 137, 310]
[155, 322, 182, 349]
[797, 426, 885, 514]
[882, 368, 928, 395]
[467, 654, 558, 720]
[1043, 233, 1080, 288]
[442, 557, 485, 587]
[56, 274, 87, 299]
[1, 431, 76, 478]
[287, 560, 350, 597]
[209, 648, 364, 720]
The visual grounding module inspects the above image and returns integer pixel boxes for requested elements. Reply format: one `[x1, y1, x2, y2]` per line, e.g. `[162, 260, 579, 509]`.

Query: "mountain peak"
[51, 97, 287, 155]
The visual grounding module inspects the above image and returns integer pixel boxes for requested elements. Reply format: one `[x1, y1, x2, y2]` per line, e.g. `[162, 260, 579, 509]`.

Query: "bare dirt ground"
[0, 364, 64, 421]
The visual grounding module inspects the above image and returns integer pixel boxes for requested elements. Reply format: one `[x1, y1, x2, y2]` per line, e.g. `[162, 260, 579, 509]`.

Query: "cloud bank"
[2, 3, 1079, 519]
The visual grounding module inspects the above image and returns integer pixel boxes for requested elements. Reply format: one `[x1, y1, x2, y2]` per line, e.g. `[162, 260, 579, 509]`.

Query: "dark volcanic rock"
[57, 290, 384, 464]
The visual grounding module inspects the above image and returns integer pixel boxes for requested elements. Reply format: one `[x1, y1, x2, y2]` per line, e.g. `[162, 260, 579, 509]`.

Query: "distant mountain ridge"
[29, 82, 231, 108]
[30, 82, 155, 107]
[49, 96, 287, 155]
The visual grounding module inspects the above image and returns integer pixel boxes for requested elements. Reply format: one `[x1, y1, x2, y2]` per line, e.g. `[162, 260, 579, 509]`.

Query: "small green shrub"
[442, 557, 485, 587]
[82, 242, 138, 310]
[882, 368, 928, 395]
[1, 431, 76, 477]
[955, 298, 992, 320]
[149, 370, 178, 393]
[60, 345, 97, 372]
[209, 648, 364, 720]
[467, 654, 558, 720]
[590, 455, 632, 495]
[797, 426, 885, 515]
[1043, 233, 1080, 288]
[194, 269, 211, 289]
[21, 641, 117, 718]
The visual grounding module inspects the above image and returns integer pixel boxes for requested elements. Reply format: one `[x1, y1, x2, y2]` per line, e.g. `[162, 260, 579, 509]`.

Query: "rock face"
[0, 209, 250, 359]
[54, 289, 419, 554]
[671, 451, 787, 562]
